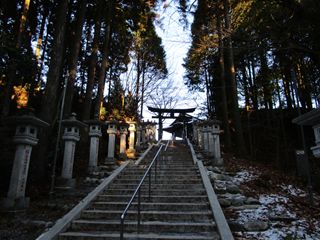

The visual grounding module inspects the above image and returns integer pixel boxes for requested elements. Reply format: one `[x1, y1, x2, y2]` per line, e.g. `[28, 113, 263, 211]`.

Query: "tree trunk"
[81, 8, 102, 120]
[223, 0, 246, 156]
[1, 0, 31, 118]
[35, 0, 69, 184]
[63, 0, 87, 117]
[259, 50, 273, 109]
[40, 0, 68, 123]
[217, 12, 231, 151]
[94, 0, 113, 117]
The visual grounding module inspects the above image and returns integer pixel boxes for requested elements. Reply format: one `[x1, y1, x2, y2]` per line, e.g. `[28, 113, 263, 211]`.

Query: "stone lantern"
[202, 124, 210, 153]
[292, 109, 320, 158]
[1, 112, 49, 210]
[198, 123, 203, 149]
[119, 122, 129, 160]
[136, 124, 142, 151]
[85, 119, 104, 173]
[210, 120, 223, 166]
[127, 121, 136, 158]
[58, 113, 86, 188]
[141, 121, 147, 146]
[105, 120, 118, 167]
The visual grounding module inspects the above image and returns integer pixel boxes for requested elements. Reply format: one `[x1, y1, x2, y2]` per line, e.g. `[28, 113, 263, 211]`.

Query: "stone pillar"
[212, 121, 223, 166]
[127, 122, 136, 158]
[1, 113, 48, 210]
[105, 121, 117, 166]
[193, 123, 198, 143]
[203, 125, 210, 153]
[208, 125, 215, 157]
[119, 123, 128, 160]
[158, 116, 163, 140]
[311, 124, 320, 158]
[198, 125, 203, 149]
[86, 120, 103, 173]
[136, 125, 142, 151]
[59, 114, 86, 188]
[141, 122, 146, 145]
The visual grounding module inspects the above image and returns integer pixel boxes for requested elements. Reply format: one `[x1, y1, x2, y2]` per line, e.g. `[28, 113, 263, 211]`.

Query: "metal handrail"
[164, 140, 170, 151]
[120, 144, 164, 239]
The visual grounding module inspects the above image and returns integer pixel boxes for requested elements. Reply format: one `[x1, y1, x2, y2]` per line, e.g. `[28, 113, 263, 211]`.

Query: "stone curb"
[187, 138, 234, 240]
[35, 161, 130, 240]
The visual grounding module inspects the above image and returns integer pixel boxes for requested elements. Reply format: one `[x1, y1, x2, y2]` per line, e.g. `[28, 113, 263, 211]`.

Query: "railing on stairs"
[120, 143, 165, 239]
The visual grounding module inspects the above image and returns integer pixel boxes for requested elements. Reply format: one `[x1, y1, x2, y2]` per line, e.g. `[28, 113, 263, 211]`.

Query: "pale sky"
[143, 1, 205, 139]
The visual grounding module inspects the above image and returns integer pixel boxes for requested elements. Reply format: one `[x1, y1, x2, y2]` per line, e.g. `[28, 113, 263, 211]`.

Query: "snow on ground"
[232, 170, 259, 184]
[233, 171, 320, 240]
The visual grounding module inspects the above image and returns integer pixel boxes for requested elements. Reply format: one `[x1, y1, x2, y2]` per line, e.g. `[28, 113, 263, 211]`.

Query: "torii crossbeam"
[147, 106, 196, 139]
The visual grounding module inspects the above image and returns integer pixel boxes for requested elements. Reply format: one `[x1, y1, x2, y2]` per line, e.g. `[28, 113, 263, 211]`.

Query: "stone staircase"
[59, 141, 220, 239]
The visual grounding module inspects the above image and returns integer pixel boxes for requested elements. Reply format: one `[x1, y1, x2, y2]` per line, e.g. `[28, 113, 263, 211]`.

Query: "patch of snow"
[234, 193, 320, 239]
[232, 170, 257, 184]
[280, 184, 307, 197]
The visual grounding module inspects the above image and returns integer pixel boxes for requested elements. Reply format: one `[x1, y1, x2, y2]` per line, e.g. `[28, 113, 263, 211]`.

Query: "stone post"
[311, 124, 320, 158]
[1, 113, 48, 210]
[127, 122, 136, 158]
[141, 122, 147, 146]
[105, 121, 117, 166]
[211, 120, 223, 166]
[119, 122, 128, 160]
[136, 125, 142, 151]
[198, 124, 203, 149]
[59, 113, 86, 188]
[207, 124, 215, 157]
[85, 119, 103, 173]
[203, 125, 210, 153]
[193, 122, 198, 143]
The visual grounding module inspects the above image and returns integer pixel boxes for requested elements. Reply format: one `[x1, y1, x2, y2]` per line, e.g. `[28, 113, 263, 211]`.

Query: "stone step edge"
[92, 201, 208, 205]
[59, 231, 215, 239]
[72, 219, 215, 226]
[97, 195, 207, 198]
[83, 210, 212, 215]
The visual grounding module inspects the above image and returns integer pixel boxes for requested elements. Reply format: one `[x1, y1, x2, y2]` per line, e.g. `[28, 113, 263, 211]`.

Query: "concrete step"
[81, 210, 212, 222]
[95, 195, 208, 203]
[59, 231, 220, 240]
[114, 175, 201, 180]
[104, 188, 207, 196]
[70, 219, 216, 233]
[89, 202, 210, 211]
[107, 183, 204, 190]
[112, 179, 202, 184]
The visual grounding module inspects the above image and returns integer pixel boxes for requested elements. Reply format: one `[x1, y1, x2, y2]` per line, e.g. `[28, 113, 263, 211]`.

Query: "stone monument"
[1, 111, 49, 210]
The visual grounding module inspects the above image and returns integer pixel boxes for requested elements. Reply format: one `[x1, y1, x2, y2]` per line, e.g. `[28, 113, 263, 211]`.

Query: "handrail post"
[148, 171, 151, 201]
[138, 188, 141, 234]
[120, 216, 124, 240]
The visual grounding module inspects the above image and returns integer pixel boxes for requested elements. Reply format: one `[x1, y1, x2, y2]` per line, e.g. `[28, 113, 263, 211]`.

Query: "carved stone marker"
[105, 121, 117, 167]
[292, 109, 320, 158]
[85, 119, 104, 173]
[1, 112, 48, 210]
[127, 122, 136, 158]
[211, 120, 223, 166]
[119, 122, 128, 160]
[136, 125, 142, 151]
[58, 113, 86, 188]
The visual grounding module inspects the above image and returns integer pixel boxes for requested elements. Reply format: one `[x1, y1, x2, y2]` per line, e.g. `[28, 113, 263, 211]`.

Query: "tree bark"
[94, 0, 113, 117]
[40, 0, 69, 123]
[81, 8, 102, 120]
[217, 13, 231, 150]
[63, 0, 87, 117]
[223, 0, 246, 156]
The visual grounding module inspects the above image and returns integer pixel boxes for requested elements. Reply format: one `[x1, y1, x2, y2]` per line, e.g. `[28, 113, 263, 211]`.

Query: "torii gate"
[147, 106, 196, 140]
